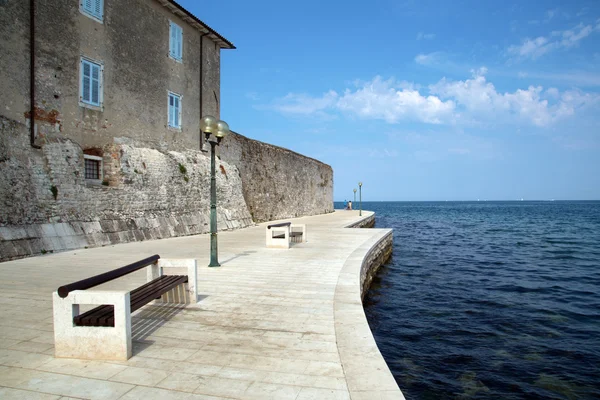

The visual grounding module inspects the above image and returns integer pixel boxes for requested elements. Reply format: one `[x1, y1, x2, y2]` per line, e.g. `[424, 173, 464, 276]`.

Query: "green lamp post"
[353, 188, 357, 205]
[358, 182, 363, 216]
[200, 115, 230, 267]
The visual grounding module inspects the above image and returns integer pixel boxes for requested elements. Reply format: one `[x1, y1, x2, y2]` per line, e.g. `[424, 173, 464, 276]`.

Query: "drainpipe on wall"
[199, 32, 208, 152]
[29, 0, 41, 149]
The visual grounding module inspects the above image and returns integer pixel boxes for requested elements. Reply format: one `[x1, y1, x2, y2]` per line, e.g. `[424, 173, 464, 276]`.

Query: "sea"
[336, 201, 600, 399]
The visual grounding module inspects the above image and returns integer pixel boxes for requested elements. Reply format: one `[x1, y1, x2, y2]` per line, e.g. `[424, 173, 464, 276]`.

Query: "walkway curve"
[0, 210, 404, 399]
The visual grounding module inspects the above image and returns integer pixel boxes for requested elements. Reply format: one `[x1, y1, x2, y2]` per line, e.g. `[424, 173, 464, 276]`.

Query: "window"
[168, 92, 182, 129]
[80, 58, 103, 108]
[81, 0, 103, 22]
[169, 21, 183, 61]
[84, 155, 103, 182]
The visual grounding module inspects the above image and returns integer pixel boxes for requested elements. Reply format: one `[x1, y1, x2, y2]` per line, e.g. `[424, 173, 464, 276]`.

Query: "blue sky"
[181, 0, 600, 201]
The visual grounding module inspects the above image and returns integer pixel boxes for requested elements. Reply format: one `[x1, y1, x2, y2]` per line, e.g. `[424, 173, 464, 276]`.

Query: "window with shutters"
[168, 92, 182, 129]
[79, 58, 103, 109]
[80, 0, 103, 22]
[169, 21, 183, 62]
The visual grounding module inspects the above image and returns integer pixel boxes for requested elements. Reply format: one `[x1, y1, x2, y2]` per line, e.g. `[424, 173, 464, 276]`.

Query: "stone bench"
[266, 222, 307, 249]
[52, 255, 197, 361]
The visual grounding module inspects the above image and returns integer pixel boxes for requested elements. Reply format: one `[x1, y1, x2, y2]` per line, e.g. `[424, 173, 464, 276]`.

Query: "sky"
[180, 0, 600, 201]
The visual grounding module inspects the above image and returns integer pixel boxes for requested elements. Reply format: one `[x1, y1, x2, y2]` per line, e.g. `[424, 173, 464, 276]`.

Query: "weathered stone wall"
[0, 118, 252, 260]
[0, 1, 335, 261]
[219, 131, 334, 222]
[359, 229, 393, 300]
[345, 213, 375, 229]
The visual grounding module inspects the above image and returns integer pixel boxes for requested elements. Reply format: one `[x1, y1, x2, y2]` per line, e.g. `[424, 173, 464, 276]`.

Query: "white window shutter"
[175, 96, 180, 127]
[82, 60, 91, 103]
[169, 23, 175, 57]
[91, 64, 99, 105]
[177, 25, 183, 60]
[80, 58, 102, 107]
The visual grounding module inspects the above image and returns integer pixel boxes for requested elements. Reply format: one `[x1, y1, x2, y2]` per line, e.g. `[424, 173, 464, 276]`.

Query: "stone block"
[54, 222, 75, 237]
[53, 290, 132, 361]
[25, 224, 43, 238]
[107, 233, 120, 244]
[132, 230, 145, 242]
[0, 241, 17, 259]
[100, 220, 117, 233]
[40, 224, 58, 237]
[68, 222, 87, 236]
[81, 221, 103, 234]
[28, 238, 45, 254]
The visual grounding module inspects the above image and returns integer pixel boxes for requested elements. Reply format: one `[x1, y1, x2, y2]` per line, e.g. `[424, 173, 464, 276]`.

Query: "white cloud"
[430, 70, 550, 126]
[415, 52, 443, 65]
[417, 32, 436, 40]
[545, 87, 560, 98]
[266, 71, 598, 127]
[269, 91, 338, 116]
[336, 76, 455, 124]
[508, 22, 600, 60]
[430, 69, 599, 127]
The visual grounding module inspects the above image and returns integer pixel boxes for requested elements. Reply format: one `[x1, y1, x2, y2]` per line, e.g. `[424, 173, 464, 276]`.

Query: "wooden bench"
[266, 222, 307, 248]
[52, 255, 197, 360]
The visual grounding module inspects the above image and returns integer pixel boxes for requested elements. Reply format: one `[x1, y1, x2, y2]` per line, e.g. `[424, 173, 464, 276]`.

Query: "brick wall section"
[219, 131, 334, 222]
[0, 118, 252, 261]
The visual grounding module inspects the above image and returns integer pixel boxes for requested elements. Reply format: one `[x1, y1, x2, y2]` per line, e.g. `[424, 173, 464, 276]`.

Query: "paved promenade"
[0, 210, 404, 400]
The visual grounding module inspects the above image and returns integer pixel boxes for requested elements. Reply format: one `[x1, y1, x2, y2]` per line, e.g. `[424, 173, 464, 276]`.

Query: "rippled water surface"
[354, 201, 600, 399]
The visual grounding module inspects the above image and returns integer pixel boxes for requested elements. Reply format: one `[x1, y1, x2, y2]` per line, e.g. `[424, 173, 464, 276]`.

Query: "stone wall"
[345, 214, 375, 229]
[359, 230, 393, 300]
[219, 131, 334, 222]
[0, 118, 252, 261]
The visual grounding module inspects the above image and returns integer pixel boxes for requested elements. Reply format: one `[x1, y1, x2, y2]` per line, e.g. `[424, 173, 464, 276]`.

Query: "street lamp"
[353, 188, 357, 205]
[358, 182, 363, 216]
[200, 115, 230, 267]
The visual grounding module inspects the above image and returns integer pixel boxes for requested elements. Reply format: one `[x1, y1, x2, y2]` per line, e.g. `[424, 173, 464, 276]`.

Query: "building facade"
[1, 0, 234, 156]
[0, 0, 257, 261]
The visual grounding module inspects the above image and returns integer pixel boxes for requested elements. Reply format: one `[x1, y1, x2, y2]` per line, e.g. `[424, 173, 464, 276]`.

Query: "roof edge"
[158, 0, 236, 49]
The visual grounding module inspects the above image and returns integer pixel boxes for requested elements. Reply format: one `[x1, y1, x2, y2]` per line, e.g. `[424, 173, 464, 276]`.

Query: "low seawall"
[345, 213, 375, 229]
[334, 213, 404, 399]
[359, 229, 393, 301]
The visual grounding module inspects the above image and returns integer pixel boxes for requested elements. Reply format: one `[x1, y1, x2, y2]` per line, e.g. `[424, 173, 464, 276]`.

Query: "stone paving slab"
[0, 210, 404, 400]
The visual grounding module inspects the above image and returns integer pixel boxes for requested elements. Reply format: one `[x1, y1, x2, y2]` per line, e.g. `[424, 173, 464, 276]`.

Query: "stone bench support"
[52, 258, 197, 361]
[265, 224, 307, 249]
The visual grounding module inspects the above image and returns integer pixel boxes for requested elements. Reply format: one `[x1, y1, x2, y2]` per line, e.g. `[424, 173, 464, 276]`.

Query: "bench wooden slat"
[73, 275, 188, 327]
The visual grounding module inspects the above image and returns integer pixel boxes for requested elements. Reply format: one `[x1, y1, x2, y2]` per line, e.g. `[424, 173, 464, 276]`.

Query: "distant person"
[348, 201, 353, 210]
[344, 200, 348, 209]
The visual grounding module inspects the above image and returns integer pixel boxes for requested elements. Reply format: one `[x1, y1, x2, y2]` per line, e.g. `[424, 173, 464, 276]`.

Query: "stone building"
[0, 0, 334, 261]
[2, 0, 233, 154]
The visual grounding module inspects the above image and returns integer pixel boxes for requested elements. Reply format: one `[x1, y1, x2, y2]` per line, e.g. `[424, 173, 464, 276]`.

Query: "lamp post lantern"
[358, 182, 363, 216]
[353, 188, 357, 205]
[200, 115, 230, 267]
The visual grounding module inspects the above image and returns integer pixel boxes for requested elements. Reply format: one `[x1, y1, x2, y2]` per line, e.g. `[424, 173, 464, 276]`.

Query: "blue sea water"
[341, 201, 600, 399]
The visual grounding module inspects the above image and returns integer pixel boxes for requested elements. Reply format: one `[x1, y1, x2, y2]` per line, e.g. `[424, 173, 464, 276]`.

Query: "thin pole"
[359, 186, 362, 216]
[209, 140, 220, 267]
